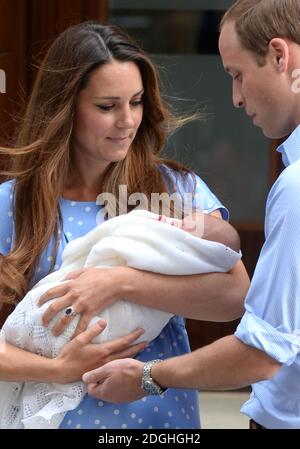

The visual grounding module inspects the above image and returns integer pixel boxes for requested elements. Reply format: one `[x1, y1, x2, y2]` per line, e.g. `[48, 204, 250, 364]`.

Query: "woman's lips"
[107, 136, 130, 144]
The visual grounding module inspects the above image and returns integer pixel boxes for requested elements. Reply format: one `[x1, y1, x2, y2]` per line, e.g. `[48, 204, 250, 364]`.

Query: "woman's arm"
[39, 260, 249, 336]
[0, 321, 146, 383]
[121, 210, 248, 320]
[39, 210, 249, 335]
[120, 259, 248, 321]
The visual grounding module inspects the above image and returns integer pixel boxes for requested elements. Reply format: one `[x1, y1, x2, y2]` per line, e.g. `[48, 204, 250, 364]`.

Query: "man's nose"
[232, 85, 244, 109]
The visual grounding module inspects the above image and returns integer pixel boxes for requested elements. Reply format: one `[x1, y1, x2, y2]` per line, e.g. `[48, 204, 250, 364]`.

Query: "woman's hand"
[38, 267, 123, 336]
[53, 320, 147, 383]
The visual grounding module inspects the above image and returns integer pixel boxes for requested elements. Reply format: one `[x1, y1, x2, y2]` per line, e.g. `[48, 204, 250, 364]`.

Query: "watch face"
[143, 378, 163, 395]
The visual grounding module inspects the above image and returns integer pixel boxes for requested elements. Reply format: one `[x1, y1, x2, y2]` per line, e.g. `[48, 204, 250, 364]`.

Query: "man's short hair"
[220, 0, 300, 66]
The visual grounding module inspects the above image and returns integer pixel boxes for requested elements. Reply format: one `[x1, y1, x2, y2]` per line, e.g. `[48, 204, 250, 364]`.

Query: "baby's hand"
[149, 213, 204, 237]
[158, 214, 204, 234]
[158, 215, 184, 228]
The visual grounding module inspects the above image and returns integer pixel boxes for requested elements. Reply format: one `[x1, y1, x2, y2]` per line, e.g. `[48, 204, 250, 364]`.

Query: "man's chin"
[261, 126, 285, 140]
[264, 130, 292, 140]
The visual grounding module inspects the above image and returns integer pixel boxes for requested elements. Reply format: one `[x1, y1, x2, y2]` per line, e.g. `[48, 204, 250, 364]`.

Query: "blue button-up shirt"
[235, 124, 300, 429]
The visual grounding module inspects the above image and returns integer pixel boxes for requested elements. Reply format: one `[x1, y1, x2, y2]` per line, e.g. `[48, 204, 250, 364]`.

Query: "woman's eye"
[234, 74, 241, 81]
[131, 99, 143, 107]
[96, 99, 143, 111]
[96, 104, 114, 111]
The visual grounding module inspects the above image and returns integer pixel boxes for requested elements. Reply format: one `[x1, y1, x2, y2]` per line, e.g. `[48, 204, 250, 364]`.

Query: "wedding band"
[64, 306, 77, 317]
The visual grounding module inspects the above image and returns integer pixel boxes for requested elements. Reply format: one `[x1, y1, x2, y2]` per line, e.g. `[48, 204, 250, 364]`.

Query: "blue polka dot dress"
[0, 167, 228, 429]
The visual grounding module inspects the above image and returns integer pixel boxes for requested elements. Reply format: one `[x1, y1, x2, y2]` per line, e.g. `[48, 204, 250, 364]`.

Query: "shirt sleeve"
[0, 181, 14, 255]
[235, 164, 300, 365]
[160, 165, 229, 220]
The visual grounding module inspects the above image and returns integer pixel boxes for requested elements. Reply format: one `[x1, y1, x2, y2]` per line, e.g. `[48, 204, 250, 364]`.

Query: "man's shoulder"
[266, 160, 300, 222]
[272, 160, 300, 197]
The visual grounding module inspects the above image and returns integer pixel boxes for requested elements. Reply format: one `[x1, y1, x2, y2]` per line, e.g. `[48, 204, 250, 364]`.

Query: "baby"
[157, 211, 240, 252]
[0, 209, 241, 429]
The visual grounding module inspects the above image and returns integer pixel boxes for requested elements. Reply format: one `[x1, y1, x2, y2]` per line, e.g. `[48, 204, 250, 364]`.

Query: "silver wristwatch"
[141, 359, 166, 395]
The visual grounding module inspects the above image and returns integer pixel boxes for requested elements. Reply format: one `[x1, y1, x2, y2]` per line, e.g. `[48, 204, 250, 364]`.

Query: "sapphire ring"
[64, 306, 77, 318]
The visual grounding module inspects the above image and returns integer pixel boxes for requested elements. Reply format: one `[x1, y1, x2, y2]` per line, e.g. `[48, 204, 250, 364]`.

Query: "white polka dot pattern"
[0, 168, 228, 429]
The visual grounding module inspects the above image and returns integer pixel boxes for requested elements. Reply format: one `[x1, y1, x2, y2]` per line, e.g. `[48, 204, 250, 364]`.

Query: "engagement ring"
[64, 306, 77, 317]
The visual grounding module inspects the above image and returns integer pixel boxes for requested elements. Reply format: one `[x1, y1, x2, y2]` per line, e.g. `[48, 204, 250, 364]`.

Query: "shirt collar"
[277, 124, 300, 167]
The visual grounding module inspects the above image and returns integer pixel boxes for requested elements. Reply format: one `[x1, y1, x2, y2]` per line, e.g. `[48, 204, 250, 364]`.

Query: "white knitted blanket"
[0, 210, 240, 429]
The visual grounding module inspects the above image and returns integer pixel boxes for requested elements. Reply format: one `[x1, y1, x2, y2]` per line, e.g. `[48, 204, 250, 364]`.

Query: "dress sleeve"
[0, 181, 14, 255]
[160, 165, 229, 220]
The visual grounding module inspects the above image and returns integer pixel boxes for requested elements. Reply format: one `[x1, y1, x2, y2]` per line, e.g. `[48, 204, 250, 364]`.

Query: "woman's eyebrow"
[93, 89, 144, 101]
[132, 88, 144, 97]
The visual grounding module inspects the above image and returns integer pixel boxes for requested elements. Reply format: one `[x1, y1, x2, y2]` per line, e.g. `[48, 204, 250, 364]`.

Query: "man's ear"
[268, 38, 289, 72]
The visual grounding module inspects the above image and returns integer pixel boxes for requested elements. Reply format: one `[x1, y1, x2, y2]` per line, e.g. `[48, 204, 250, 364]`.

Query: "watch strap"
[141, 359, 166, 395]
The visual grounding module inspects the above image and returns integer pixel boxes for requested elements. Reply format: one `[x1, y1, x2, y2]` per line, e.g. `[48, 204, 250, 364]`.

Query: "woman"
[0, 21, 249, 428]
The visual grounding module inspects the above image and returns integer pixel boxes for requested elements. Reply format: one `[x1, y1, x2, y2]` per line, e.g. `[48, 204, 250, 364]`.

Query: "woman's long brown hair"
[0, 21, 200, 305]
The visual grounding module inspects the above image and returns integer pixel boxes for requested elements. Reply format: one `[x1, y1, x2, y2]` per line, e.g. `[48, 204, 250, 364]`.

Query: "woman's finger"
[38, 283, 70, 307]
[75, 319, 107, 345]
[103, 328, 145, 353]
[41, 294, 74, 326]
[64, 269, 85, 281]
[73, 315, 92, 337]
[107, 341, 148, 363]
[51, 311, 80, 337]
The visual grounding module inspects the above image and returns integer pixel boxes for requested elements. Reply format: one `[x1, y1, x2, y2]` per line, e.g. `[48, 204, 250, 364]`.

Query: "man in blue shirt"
[80, 0, 300, 429]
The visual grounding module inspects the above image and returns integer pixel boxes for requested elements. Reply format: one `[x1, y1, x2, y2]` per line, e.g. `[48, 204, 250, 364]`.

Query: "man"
[81, 0, 300, 429]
